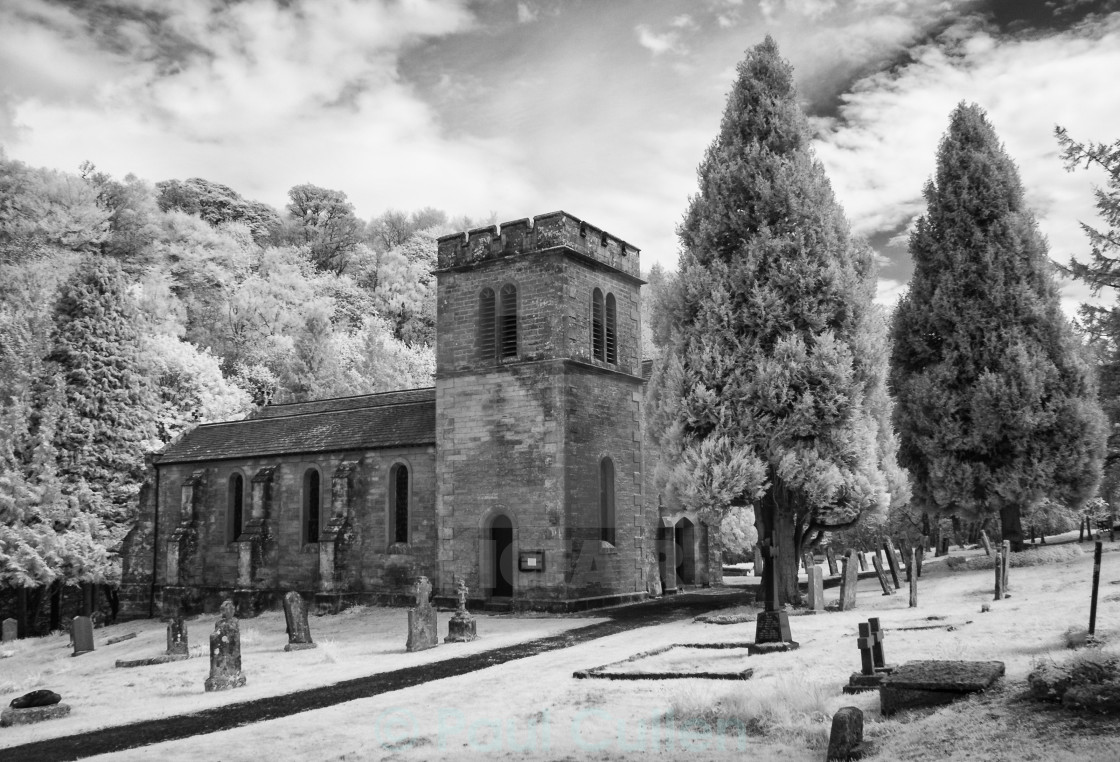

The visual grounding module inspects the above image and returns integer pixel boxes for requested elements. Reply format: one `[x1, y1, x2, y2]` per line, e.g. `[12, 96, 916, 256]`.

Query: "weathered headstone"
[908, 548, 918, 608]
[283, 591, 317, 651]
[71, 615, 94, 657]
[1, 690, 70, 727]
[1001, 540, 1010, 593]
[994, 551, 1004, 601]
[827, 706, 871, 761]
[839, 550, 859, 611]
[856, 551, 867, 572]
[752, 545, 764, 577]
[406, 576, 438, 652]
[979, 530, 992, 556]
[1, 617, 16, 643]
[445, 577, 478, 642]
[204, 600, 246, 692]
[883, 540, 902, 589]
[167, 616, 188, 655]
[801, 551, 815, 576]
[806, 566, 824, 613]
[871, 553, 894, 596]
[825, 546, 839, 576]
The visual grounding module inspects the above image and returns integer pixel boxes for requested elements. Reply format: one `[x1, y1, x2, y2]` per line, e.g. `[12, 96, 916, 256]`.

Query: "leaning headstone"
[883, 540, 902, 589]
[445, 577, 478, 642]
[71, 616, 94, 657]
[806, 566, 824, 613]
[283, 591, 317, 651]
[839, 550, 859, 611]
[908, 548, 918, 608]
[827, 706, 872, 761]
[406, 576, 438, 652]
[1, 618, 16, 643]
[167, 616, 189, 655]
[204, 600, 246, 692]
[856, 551, 867, 572]
[979, 530, 992, 556]
[1001, 540, 1010, 593]
[1, 691, 70, 727]
[871, 554, 894, 596]
[825, 546, 839, 576]
[994, 551, 1004, 601]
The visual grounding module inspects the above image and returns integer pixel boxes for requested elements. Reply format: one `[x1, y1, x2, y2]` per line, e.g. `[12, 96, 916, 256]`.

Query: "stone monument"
[71, 615, 94, 657]
[445, 577, 478, 642]
[1, 617, 16, 643]
[406, 576, 438, 652]
[749, 533, 798, 654]
[283, 591, 317, 651]
[204, 600, 246, 692]
[1, 690, 71, 727]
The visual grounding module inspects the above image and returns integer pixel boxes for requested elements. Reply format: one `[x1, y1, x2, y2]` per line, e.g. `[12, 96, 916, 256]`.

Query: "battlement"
[435, 211, 641, 279]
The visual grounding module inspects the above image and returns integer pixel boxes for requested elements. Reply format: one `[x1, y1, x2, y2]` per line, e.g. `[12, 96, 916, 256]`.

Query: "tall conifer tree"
[659, 37, 904, 604]
[891, 104, 1106, 550]
[34, 256, 159, 525]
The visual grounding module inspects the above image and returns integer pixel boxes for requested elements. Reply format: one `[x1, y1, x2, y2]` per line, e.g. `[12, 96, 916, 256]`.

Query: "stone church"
[119, 211, 721, 618]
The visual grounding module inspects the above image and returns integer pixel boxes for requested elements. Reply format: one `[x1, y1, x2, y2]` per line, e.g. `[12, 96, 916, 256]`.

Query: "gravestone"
[1, 690, 70, 727]
[827, 706, 871, 761]
[283, 591, 317, 651]
[406, 576, 438, 652]
[839, 550, 859, 611]
[883, 540, 902, 589]
[204, 600, 246, 692]
[71, 616, 94, 657]
[752, 545, 764, 577]
[825, 546, 839, 576]
[167, 616, 189, 655]
[806, 566, 824, 613]
[880, 660, 1005, 717]
[445, 577, 478, 642]
[856, 551, 867, 572]
[909, 548, 918, 608]
[871, 554, 894, 596]
[1001, 540, 1010, 593]
[979, 530, 992, 556]
[801, 551, 815, 577]
[750, 534, 798, 654]
[994, 551, 1004, 600]
[843, 618, 895, 694]
[1, 618, 16, 643]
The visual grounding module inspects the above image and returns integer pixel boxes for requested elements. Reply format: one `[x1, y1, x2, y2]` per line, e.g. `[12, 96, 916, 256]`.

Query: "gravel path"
[2, 590, 747, 762]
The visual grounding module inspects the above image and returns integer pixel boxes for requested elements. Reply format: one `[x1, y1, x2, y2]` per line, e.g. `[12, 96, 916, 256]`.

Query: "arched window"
[389, 463, 409, 544]
[600, 457, 616, 546]
[303, 469, 321, 544]
[605, 293, 617, 364]
[498, 284, 518, 359]
[478, 287, 496, 363]
[591, 288, 605, 361]
[228, 473, 244, 542]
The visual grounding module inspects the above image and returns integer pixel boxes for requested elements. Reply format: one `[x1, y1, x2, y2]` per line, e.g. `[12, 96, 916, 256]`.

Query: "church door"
[491, 514, 514, 597]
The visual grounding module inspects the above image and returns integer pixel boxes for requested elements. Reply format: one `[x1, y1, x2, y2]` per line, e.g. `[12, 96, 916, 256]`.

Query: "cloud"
[635, 23, 683, 56]
[813, 12, 1120, 313]
[517, 2, 537, 24]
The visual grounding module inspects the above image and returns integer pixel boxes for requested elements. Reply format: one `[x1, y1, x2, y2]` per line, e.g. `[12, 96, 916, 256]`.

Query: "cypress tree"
[659, 37, 903, 604]
[34, 256, 159, 526]
[891, 103, 1106, 550]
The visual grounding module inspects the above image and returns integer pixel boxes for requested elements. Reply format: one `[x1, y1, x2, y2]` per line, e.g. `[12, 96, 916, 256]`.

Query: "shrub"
[944, 544, 1082, 571]
[1028, 648, 1120, 703]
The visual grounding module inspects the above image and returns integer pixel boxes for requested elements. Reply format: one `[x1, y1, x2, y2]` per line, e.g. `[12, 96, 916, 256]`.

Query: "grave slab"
[880, 660, 1004, 717]
[115, 654, 190, 668]
[1, 704, 71, 727]
[105, 632, 137, 646]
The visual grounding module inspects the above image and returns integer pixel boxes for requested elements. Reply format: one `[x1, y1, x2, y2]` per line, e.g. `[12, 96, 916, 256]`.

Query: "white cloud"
[635, 24, 682, 56]
[814, 13, 1120, 314]
[517, 2, 537, 24]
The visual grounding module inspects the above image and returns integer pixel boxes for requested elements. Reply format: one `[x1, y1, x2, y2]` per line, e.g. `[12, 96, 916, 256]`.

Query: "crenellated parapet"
[436, 211, 640, 279]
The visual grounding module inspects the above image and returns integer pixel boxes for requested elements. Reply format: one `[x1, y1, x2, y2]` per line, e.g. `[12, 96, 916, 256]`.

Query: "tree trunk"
[755, 478, 799, 608]
[999, 503, 1025, 551]
[49, 581, 62, 632]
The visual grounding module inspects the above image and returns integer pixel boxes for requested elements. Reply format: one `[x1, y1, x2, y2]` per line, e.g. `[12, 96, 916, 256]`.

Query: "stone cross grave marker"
[204, 600, 246, 692]
[406, 576, 438, 652]
[1, 617, 16, 643]
[868, 617, 888, 670]
[843, 618, 894, 694]
[283, 591, 317, 651]
[167, 616, 188, 655]
[839, 549, 859, 611]
[883, 539, 902, 589]
[750, 533, 798, 654]
[806, 566, 824, 613]
[825, 546, 839, 576]
[446, 576, 478, 642]
[979, 530, 992, 556]
[71, 616, 94, 657]
[871, 553, 894, 596]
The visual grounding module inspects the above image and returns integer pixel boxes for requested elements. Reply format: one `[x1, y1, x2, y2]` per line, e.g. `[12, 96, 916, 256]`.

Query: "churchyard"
[1, 531, 1117, 761]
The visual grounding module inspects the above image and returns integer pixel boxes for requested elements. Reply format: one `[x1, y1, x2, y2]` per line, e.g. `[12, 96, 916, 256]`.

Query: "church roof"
[156, 387, 436, 464]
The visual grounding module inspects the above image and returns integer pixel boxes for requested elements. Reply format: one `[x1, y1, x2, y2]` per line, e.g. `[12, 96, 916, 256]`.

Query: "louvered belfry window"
[605, 293, 617, 365]
[478, 288, 496, 362]
[498, 283, 518, 359]
[591, 288, 605, 361]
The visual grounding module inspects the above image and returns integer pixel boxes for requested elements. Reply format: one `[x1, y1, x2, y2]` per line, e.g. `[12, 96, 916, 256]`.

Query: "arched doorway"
[675, 517, 696, 585]
[490, 514, 514, 598]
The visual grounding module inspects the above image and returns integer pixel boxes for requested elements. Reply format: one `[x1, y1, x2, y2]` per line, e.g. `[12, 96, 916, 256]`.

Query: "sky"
[1, 0, 1118, 313]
